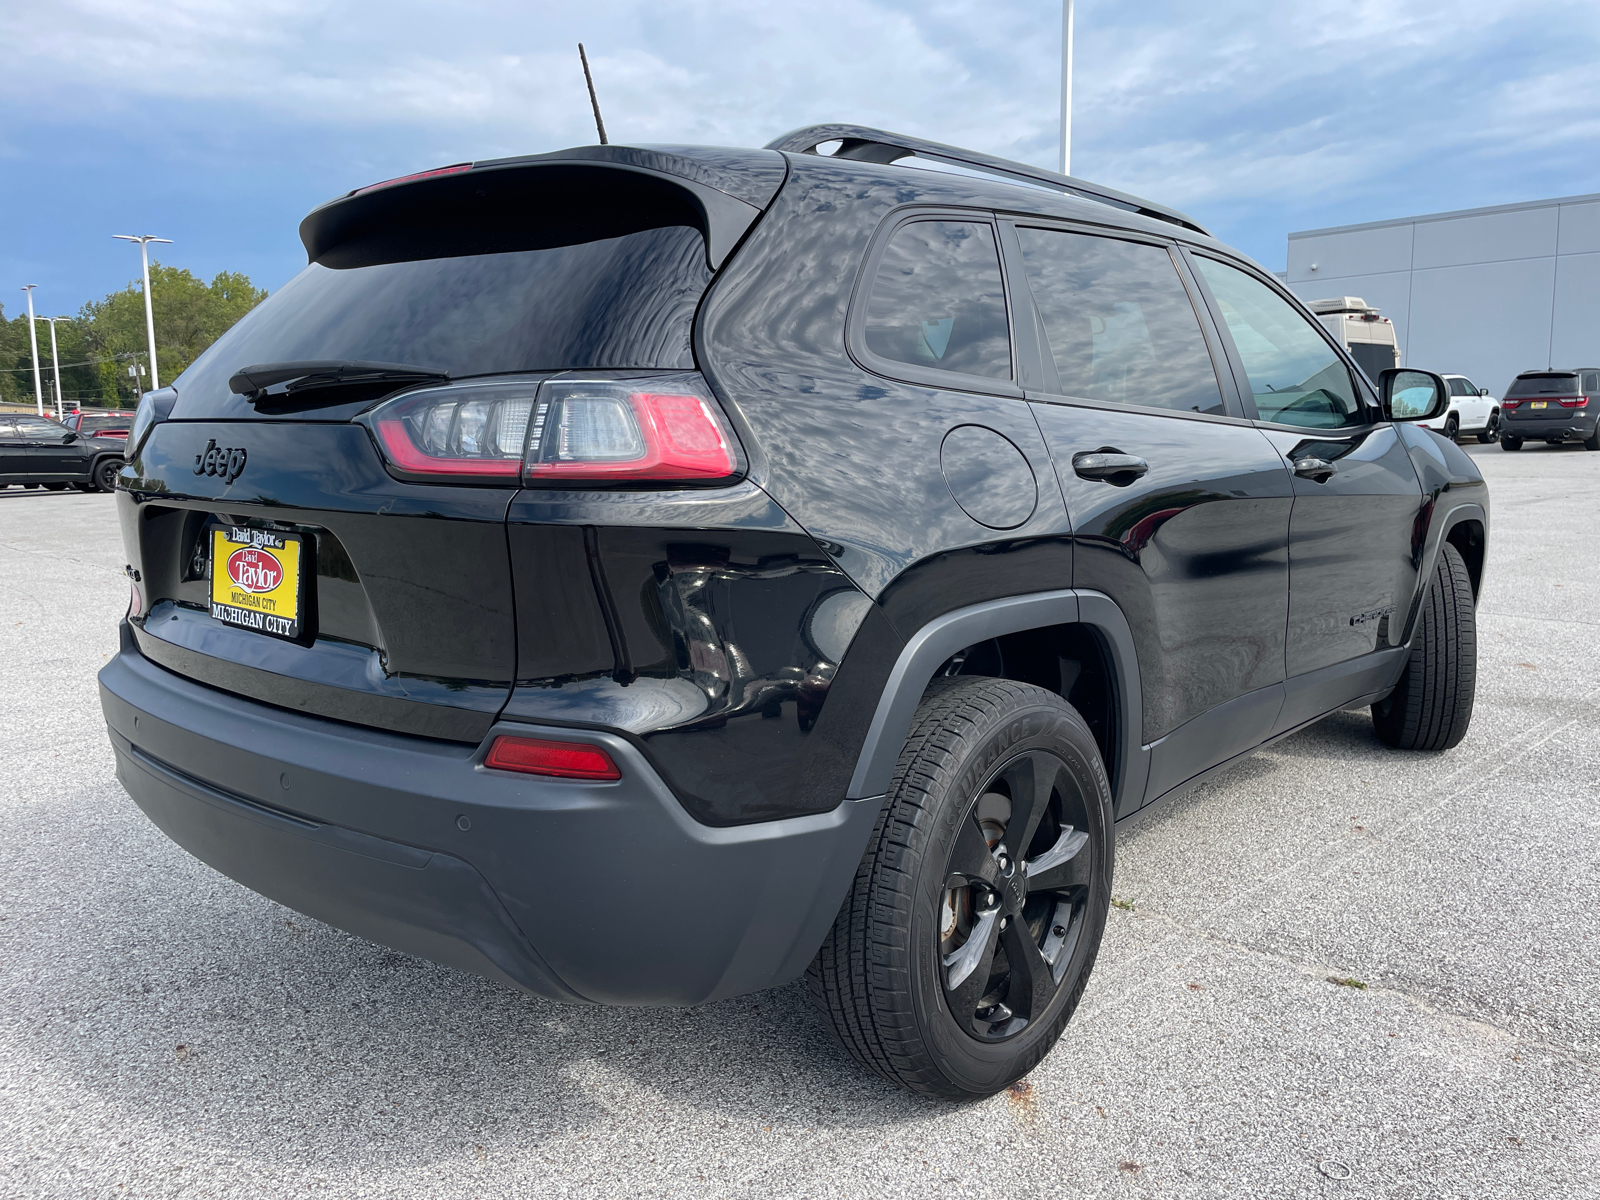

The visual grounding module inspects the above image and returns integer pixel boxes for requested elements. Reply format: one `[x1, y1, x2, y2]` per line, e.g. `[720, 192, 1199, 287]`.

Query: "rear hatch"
[1504, 372, 1585, 420]
[122, 147, 782, 742]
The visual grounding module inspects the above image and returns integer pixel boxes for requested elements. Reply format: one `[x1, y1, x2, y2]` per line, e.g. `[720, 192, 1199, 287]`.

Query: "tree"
[0, 266, 267, 409]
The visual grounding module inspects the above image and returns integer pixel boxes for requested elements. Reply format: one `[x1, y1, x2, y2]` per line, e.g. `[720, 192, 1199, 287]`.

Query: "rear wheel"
[1584, 422, 1599, 451]
[1373, 543, 1475, 751]
[1501, 435, 1523, 451]
[93, 458, 121, 493]
[1477, 412, 1501, 444]
[808, 677, 1113, 1099]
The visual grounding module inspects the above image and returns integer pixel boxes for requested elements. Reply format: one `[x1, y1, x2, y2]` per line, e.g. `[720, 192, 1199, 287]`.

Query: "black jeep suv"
[98, 126, 1486, 1098]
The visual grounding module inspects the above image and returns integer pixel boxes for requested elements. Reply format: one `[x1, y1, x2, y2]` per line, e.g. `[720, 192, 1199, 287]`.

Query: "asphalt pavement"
[0, 441, 1595, 1199]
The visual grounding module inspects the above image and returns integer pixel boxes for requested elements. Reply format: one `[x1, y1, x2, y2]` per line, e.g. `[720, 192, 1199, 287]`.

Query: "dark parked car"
[65, 410, 138, 439]
[1499, 369, 1600, 450]
[0, 413, 125, 492]
[98, 126, 1487, 1099]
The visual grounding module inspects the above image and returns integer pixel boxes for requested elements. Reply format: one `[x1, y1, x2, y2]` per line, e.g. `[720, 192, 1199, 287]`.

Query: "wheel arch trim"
[846, 589, 1148, 813]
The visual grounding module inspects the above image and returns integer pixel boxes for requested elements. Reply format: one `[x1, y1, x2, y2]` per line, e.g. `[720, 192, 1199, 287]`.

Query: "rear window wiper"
[229, 360, 449, 399]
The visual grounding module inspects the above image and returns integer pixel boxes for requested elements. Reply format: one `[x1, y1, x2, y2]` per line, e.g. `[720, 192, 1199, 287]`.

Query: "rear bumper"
[1505, 412, 1597, 439]
[99, 626, 881, 1006]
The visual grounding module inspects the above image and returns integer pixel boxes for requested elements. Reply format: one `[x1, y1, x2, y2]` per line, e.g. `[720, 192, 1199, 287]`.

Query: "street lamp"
[112, 234, 172, 390]
[20, 285, 43, 416]
[37, 316, 72, 422]
[1060, 0, 1074, 176]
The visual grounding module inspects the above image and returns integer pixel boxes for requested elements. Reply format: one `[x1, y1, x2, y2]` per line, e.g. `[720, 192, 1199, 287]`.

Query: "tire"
[93, 458, 121, 493]
[1584, 422, 1599, 452]
[1501, 435, 1522, 451]
[1372, 543, 1476, 751]
[1477, 412, 1500, 444]
[808, 676, 1113, 1099]
[1443, 415, 1459, 442]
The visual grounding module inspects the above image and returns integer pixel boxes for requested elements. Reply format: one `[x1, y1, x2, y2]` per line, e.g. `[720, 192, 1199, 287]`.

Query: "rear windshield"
[1507, 373, 1580, 396]
[174, 225, 709, 404]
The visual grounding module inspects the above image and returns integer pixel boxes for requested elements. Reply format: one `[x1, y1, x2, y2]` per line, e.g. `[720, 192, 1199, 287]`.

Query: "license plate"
[1531, 401, 1548, 409]
[209, 526, 305, 640]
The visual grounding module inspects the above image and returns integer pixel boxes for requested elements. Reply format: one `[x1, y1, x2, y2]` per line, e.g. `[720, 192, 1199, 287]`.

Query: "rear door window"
[1193, 257, 1367, 429]
[1016, 227, 1225, 416]
[1448, 377, 1474, 397]
[1584, 372, 1600, 394]
[862, 220, 1011, 381]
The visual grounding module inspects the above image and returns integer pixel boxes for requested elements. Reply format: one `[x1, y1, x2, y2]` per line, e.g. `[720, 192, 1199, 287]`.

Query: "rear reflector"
[484, 736, 622, 780]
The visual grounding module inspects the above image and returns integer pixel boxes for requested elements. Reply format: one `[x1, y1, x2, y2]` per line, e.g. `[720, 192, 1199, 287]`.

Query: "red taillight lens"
[1558, 396, 1588, 407]
[366, 379, 539, 483]
[524, 381, 735, 482]
[362, 373, 740, 486]
[1502, 400, 1520, 409]
[484, 735, 621, 780]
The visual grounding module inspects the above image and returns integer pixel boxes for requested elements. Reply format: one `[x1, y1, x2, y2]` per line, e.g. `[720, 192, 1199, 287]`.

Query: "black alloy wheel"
[1477, 412, 1501, 444]
[937, 748, 1097, 1041]
[94, 458, 122, 493]
[809, 676, 1113, 1098]
[1443, 414, 1459, 442]
[1501, 435, 1523, 451]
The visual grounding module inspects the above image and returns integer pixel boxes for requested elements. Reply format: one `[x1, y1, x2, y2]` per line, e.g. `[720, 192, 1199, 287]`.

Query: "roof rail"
[764, 124, 1210, 238]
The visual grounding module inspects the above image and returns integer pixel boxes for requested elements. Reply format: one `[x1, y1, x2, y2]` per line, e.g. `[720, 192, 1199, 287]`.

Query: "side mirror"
[1379, 368, 1449, 422]
[1478, 387, 1489, 397]
[61, 431, 78, 444]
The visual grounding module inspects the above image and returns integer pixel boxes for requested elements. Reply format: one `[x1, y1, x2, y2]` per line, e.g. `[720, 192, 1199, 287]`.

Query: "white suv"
[1415, 374, 1500, 443]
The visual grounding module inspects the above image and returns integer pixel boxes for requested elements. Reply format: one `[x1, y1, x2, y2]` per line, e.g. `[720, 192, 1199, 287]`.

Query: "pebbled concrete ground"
[0, 440, 1596, 1199]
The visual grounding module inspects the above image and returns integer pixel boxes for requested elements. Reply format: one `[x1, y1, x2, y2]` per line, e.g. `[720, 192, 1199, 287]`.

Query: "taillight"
[1558, 396, 1588, 408]
[361, 373, 740, 486]
[484, 735, 621, 780]
[128, 580, 142, 618]
[1502, 400, 1520, 410]
[524, 380, 735, 482]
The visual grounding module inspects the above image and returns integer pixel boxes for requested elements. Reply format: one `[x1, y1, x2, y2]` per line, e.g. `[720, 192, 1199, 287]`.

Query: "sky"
[4, 0, 1600, 315]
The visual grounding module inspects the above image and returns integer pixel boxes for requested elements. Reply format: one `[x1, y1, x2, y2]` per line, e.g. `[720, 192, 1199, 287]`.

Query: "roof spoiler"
[765, 124, 1210, 238]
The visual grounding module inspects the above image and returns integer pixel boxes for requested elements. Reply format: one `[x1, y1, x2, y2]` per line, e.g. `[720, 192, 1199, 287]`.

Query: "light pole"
[113, 234, 172, 390]
[21, 285, 43, 415]
[1060, 0, 1074, 176]
[39, 316, 71, 422]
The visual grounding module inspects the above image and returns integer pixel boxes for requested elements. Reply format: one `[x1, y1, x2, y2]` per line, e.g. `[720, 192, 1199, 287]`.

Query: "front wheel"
[808, 677, 1113, 1098]
[1373, 543, 1475, 751]
[1443, 415, 1459, 442]
[1477, 412, 1501, 444]
[1501, 435, 1523, 451]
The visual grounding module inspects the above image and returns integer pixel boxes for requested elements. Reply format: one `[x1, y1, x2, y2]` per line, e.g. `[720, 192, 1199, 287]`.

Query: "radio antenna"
[578, 43, 608, 145]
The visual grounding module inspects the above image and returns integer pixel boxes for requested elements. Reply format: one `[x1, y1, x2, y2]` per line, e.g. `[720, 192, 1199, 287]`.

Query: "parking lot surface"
[0, 443, 1596, 1199]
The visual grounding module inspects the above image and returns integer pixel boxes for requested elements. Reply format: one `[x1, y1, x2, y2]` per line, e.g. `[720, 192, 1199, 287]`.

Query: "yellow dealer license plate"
[210, 526, 304, 641]
[1531, 401, 1548, 408]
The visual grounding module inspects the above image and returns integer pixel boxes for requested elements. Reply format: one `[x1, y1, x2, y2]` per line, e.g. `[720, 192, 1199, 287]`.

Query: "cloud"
[1, 0, 1598, 307]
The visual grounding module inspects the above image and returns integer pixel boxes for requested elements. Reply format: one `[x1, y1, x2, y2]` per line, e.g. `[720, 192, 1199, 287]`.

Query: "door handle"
[1072, 449, 1149, 484]
[1293, 456, 1336, 483]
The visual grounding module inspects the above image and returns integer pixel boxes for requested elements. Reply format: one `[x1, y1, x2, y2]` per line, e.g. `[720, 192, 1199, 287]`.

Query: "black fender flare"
[845, 589, 1149, 816]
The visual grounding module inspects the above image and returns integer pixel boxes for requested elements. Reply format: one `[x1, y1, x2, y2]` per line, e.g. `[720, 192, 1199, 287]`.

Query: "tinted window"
[864, 221, 1011, 380]
[1018, 228, 1224, 416]
[1348, 342, 1395, 383]
[1584, 372, 1600, 394]
[14, 417, 65, 439]
[1448, 377, 1474, 397]
[1507, 373, 1580, 396]
[175, 225, 710, 402]
[77, 414, 131, 434]
[1194, 258, 1365, 429]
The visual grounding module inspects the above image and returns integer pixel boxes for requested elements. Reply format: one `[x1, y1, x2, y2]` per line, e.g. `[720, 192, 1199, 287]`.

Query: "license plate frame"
[1531, 400, 1548, 409]
[209, 525, 307, 642]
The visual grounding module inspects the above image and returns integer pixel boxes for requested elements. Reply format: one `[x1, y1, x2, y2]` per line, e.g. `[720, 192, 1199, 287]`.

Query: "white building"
[1284, 193, 1600, 397]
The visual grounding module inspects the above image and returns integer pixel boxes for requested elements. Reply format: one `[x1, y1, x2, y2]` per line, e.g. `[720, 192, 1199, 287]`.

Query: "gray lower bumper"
[99, 627, 881, 1006]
